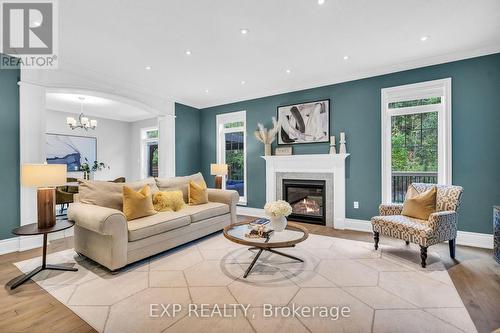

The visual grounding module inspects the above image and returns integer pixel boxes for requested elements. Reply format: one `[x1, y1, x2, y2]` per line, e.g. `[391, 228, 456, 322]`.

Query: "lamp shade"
[210, 163, 228, 176]
[21, 164, 67, 187]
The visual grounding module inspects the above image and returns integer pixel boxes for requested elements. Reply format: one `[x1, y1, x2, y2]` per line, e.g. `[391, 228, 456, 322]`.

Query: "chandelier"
[66, 97, 97, 130]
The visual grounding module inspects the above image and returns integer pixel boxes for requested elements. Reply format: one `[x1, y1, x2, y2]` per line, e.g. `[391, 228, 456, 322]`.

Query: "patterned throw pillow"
[152, 190, 186, 212]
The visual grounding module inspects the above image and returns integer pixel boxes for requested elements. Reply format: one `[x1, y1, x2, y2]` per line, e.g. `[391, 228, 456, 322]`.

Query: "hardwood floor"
[0, 217, 498, 333]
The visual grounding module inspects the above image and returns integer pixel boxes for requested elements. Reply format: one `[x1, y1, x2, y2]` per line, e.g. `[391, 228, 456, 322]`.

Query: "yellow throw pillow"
[122, 185, 157, 221]
[188, 180, 208, 205]
[153, 190, 186, 212]
[402, 186, 437, 220]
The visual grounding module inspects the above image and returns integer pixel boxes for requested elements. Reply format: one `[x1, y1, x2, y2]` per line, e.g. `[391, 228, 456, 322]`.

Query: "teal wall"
[0, 58, 20, 240]
[199, 53, 500, 235]
[175, 103, 201, 176]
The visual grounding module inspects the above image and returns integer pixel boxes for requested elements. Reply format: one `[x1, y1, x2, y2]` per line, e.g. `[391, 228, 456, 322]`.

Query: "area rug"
[14, 233, 477, 333]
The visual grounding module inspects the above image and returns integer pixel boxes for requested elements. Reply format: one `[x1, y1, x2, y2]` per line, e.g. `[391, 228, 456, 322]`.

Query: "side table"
[11, 220, 78, 290]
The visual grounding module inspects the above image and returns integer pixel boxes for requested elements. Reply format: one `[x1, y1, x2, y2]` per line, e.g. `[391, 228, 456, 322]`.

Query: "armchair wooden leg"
[420, 246, 428, 268]
[374, 232, 380, 250]
[405, 241, 410, 245]
[449, 239, 456, 259]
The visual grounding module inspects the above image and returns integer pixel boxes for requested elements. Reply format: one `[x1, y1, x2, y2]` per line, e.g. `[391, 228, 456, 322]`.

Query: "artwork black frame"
[276, 99, 330, 145]
[45, 133, 97, 171]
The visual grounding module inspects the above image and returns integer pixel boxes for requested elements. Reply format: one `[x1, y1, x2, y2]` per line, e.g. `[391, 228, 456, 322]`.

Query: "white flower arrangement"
[264, 200, 292, 217]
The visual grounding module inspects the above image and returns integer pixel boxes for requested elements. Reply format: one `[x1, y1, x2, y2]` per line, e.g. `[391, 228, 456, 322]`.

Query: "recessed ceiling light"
[343, 55, 349, 60]
[318, 0, 325, 5]
[240, 28, 249, 35]
[145, 66, 152, 70]
[420, 36, 429, 42]
[286, 69, 291, 74]
[205, 89, 209, 93]
[185, 50, 191, 55]
[241, 80, 246, 85]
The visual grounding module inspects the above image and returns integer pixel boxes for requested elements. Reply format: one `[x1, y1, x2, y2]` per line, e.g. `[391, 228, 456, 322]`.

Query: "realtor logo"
[1, 0, 58, 68]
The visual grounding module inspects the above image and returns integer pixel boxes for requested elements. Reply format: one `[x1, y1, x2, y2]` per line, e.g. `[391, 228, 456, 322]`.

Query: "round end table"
[11, 220, 78, 290]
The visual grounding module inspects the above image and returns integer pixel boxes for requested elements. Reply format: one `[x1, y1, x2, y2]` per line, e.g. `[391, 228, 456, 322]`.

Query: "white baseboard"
[0, 237, 20, 255]
[456, 230, 494, 249]
[237, 208, 494, 249]
[237, 206, 266, 218]
[0, 228, 75, 255]
[344, 219, 373, 232]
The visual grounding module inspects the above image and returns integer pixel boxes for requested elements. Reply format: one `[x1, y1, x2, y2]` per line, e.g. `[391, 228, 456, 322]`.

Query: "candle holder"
[339, 132, 347, 154]
[329, 135, 337, 154]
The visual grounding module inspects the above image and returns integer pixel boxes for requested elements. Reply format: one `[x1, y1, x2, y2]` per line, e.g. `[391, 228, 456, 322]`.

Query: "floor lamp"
[210, 163, 228, 189]
[21, 164, 67, 229]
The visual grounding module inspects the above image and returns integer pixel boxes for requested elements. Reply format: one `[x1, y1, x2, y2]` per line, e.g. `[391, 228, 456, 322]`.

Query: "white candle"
[330, 135, 335, 145]
[90, 119, 97, 128]
[81, 117, 89, 126]
[66, 117, 75, 125]
[340, 132, 345, 141]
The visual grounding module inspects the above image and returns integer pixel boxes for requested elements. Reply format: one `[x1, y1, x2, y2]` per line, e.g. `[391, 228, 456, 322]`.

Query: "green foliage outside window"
[391, 112, 438, 172]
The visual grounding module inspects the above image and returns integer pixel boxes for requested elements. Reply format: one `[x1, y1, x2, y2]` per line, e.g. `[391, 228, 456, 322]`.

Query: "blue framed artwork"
[46, 133, 97, 172]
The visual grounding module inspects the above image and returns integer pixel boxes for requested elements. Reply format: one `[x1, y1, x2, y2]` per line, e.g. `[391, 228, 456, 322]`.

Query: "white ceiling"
[46, 93, 154, 122]
[57, 0, 500, 109]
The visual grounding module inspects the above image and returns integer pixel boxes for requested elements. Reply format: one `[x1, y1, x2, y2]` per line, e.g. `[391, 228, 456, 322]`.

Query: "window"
[216, 111, 247, 204]
[141, 128, 159, 178]
[381, 79, 451, 203]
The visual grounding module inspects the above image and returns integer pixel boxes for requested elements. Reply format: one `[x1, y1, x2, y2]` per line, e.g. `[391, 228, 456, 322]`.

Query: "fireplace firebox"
[283, 179, 326, 225]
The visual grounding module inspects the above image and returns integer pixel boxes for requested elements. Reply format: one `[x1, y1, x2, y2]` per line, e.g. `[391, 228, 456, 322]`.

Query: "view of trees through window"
[391, 111, 438, 172]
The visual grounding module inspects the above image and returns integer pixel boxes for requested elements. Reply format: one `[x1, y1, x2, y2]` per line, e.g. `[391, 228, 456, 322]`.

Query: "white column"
[157, 101, 176, 178]
[19, 81, 46, 250]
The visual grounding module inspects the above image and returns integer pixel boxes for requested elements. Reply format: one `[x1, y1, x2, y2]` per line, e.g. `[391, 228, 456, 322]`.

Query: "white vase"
[270, 216, 287, 232]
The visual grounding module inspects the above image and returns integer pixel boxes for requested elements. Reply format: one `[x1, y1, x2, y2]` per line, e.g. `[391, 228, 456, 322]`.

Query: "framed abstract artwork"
[46, 133, 97, 171]
[277, 99, 330, 145]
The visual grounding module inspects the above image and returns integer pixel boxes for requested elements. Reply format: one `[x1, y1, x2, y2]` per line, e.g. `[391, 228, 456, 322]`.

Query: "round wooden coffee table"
[223, 221, 309, 278]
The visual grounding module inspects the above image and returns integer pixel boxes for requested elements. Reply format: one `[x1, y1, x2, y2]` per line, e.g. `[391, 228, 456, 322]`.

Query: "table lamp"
[21, 164, 67, 229]
[210, 163, 228, 189]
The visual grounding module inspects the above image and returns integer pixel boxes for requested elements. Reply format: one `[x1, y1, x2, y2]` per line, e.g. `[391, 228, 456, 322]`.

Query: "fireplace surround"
[262, 154, 349, 229]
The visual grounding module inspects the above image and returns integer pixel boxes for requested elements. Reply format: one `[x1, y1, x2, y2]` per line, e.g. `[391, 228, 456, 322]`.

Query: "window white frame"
[141, 126, 159, 179]
[216, 111, 247, 205]
[381, 78, 452, 204]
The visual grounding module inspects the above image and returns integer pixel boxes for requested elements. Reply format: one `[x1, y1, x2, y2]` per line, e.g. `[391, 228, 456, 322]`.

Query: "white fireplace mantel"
[262, 154, 350, 229]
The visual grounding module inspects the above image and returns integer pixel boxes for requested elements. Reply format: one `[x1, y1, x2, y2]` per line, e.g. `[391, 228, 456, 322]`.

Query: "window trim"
[381, 78, 452, 204]
[216, 111, 247, 205]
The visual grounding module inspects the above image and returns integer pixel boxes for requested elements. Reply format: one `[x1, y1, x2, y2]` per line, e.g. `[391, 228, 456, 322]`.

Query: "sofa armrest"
[428, 210, 457, 235]
[207, 188, 239, 223]
[68, 203, 127, 235]
[379, 203, 404, 216]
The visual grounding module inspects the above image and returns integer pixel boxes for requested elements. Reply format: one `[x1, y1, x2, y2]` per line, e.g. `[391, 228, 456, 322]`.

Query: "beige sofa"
[68, 173, 239, 271]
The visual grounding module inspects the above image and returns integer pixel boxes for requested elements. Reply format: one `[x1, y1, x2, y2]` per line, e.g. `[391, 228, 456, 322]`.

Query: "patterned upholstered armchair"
[371, 183, 463, 268]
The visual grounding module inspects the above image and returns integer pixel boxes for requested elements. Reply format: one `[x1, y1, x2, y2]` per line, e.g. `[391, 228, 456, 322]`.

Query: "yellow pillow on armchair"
[122, 185, 157, 221]
[401, 186, 437, 220]
[188, 180, 208, 205]
[153, 190, 186, 212]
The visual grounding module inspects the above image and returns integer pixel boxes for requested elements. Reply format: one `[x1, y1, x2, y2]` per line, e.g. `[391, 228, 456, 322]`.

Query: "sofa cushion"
[155, 172, 205, 203]
[402, 186, 436, 220]
[127, 211, 191, 241]
[179, 202, 230, 223]
[79, 178, 159, 211]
